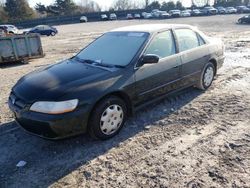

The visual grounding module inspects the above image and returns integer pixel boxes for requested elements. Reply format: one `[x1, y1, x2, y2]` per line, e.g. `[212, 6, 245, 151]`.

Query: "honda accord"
[9, 24, 225, 140]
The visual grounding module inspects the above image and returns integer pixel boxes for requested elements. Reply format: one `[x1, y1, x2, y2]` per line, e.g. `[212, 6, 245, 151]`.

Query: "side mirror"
[141, 54, 159, 65]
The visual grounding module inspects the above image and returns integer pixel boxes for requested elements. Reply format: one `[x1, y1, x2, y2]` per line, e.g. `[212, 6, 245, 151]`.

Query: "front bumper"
[8, 100, 90, 140]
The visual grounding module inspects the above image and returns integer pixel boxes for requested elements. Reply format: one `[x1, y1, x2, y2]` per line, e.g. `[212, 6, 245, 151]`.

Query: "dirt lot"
[0, 14, 250, 188]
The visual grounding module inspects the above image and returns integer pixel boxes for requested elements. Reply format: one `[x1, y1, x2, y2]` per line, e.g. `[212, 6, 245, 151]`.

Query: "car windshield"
[75, 32, 149, 67]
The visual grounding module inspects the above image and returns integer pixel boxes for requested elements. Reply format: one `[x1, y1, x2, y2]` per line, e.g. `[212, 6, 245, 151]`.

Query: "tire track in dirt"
[51, 87, 250, 187]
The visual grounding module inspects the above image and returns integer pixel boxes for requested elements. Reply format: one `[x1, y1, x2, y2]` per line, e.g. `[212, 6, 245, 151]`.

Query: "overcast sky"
[29, 0, 113, 9]
[28, 0, 209, 9]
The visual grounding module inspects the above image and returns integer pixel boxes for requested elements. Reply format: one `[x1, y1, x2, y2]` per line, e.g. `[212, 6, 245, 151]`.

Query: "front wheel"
[51, 32, 56, 36]
[88, 96, 127, 140]
[196, 62, 215, 90]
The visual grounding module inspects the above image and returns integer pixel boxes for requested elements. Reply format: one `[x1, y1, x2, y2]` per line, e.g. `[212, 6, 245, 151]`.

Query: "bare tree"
[113, 0, 132, 10]
[193, 0, 208, 6]
[77, 0, 101, 13]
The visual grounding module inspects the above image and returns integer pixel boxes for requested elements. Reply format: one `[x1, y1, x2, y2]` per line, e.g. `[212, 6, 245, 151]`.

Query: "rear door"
[43, 25, 52, 35]
[35, 26, 44, 35]
[134, 30, 182, 105]
[174, 28, 209, 86]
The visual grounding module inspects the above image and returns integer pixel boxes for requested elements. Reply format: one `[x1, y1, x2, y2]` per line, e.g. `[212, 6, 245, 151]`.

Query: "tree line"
[0, 0, 250, 23]
[0, 0, 101, 22]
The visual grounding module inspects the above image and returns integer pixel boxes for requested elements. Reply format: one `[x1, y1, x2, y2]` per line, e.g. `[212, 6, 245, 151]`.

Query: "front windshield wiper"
[74, 57, 124, 68]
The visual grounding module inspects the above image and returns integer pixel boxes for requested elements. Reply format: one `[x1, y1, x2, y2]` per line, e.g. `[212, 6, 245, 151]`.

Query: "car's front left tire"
[88, 96, 127, 140]
[51, 32, 56, 36]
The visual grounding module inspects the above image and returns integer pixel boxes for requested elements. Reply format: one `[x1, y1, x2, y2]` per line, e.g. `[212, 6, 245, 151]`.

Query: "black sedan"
[26, 25, 58, 36]
[238, 15, 250, 23]
[9, 24, 225, 140]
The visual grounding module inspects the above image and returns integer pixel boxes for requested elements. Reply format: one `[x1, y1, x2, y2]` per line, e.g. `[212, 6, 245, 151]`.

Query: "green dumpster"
[0, 34, 44, 63]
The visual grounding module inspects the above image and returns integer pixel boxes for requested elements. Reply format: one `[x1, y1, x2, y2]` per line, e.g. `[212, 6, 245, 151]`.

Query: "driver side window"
[36, 26, 43, 30]
[144, 30, 176, 59]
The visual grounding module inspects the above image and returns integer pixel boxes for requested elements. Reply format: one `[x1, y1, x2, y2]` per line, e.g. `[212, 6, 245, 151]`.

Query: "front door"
[134, 30, 181, 106]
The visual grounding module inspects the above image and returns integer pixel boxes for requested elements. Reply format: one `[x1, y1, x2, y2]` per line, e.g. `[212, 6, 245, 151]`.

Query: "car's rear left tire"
[88, 96, 127, 140]
[196, 62, 215, 90]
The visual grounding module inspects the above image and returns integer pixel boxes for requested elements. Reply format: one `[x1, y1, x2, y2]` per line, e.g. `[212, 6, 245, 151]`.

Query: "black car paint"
[28, 26, 58, 36]
[238, 15, 250, 23]
[9, 27, 224, 139]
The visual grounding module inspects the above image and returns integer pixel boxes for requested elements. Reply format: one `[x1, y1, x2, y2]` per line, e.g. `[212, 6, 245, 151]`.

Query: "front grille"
[9, 92, 27, 109]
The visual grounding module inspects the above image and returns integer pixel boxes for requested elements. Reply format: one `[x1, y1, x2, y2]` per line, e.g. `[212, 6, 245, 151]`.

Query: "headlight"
[30, 99, 78, 114]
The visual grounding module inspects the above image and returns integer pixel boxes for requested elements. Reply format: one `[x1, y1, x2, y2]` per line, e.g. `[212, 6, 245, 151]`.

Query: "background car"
[185, 9, 192, 14]
[101, 14, 108, 21]
[80, 16, 88, 23]
[0, 24, 19, 34]
[126, 14, 133, 20]
[26, 25, 58, 36]
[191, 9, 202, 16]
[225, 7, 237, 14]
[236, 6, 250, 13]
[109, 13, 117, 20]
[134, 13, 141, 19]
[238, 14, 250, 23]
[180, 10, 191, 17]
[159, 11, 170, 19]
[151, 9, 161, 18]
[217, 6, 226, 14]
[169, 10, 181, 18]
[201, 6, 218, 15]
[142, 12, 153, 19]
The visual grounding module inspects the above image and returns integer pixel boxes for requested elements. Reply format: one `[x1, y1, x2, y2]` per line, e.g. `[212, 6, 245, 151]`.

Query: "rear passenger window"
[197, 34, 206, 46]
[144, 30, 176, 59]
[175, 29, 200, 52]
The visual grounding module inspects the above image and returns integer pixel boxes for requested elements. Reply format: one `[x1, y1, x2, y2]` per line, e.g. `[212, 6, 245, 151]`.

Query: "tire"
[88, 96, 127, 140]
[51, 32, 56, 36]
[196, 62, 215, 90]
[238, 19, 243, 24]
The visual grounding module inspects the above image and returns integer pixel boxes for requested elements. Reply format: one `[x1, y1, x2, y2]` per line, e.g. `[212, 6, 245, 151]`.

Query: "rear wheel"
[88, 96, 127, 140]
[196, 62, 215, 90]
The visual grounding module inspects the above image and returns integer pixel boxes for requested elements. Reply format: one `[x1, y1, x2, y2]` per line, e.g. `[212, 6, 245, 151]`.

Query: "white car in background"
[180, 10, 191, 17]
[0, 24, 19, 34]
[134, 13, 141, 19]
[80, 16, 88, 23]
[142, 12, 153, 19]
[225, 7, 237, 14]
[151, 9, 161, 18]
[109, 13, 117, 20]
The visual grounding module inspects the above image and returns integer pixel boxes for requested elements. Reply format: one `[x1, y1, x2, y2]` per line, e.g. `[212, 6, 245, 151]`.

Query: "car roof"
[111, 24, 194, 33]
[35, 25, 50, 27]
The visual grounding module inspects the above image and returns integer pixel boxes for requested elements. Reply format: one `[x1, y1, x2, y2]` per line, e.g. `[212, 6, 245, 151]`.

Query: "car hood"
[12, 59, 113, 103]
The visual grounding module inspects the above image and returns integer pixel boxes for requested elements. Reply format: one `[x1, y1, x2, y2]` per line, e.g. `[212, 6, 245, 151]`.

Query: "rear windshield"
[76, 32, 149, 66]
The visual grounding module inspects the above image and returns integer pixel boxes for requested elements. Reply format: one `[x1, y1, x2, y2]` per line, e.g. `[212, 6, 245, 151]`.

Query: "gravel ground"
[0, 14, 250, 188]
